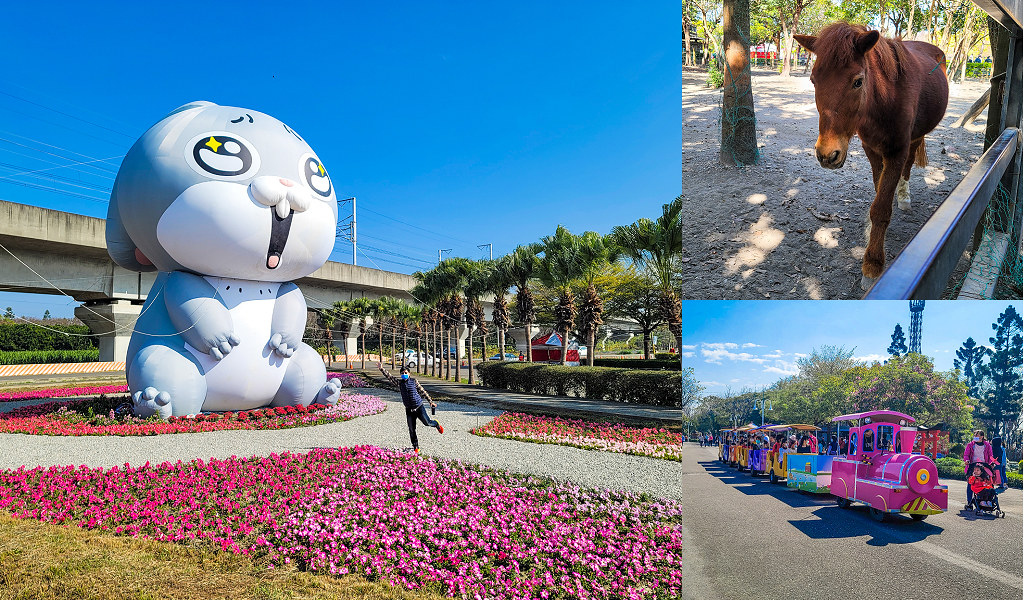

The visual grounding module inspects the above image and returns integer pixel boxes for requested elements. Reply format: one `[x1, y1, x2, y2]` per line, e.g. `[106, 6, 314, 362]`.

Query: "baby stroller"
[966, 462, 1005, 518]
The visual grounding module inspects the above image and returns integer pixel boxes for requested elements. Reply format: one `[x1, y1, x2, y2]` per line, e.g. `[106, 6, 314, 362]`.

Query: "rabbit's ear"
[165, 101, 216, 118]
[106, 188, 157, 273]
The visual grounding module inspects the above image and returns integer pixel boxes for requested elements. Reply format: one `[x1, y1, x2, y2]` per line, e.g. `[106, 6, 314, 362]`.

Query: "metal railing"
[864, 127, 1021, 299]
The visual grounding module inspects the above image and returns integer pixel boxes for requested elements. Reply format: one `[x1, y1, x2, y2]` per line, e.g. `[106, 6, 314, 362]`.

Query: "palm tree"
[319, 305, 338, 369]
[538, 226, 587, 365]
[368, 297, 388, 367]
[345, 296, 373, 369]
[610, 197, 683, 349]
[399, 302, 422, 370]
[412, 275, 444, 377]
[575, 232, 617, 366]
[420, 258, 473, 381]
[376, 296, 405, 369]
[489, 254, 516, 362]
[463, 260, 492, 384]
[329, 300, 354, 369]
[505, 244, 542, 361]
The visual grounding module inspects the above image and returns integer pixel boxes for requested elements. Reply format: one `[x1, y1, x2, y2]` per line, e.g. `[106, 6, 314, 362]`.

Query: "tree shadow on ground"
[699, 459, 829, 509]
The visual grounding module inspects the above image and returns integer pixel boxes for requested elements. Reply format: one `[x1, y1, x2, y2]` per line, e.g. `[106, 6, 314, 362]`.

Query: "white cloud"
[854, 354, 888, 364]
[703, 380, 724, 387]
[794, 353, 807, 358]
[681, 351, 695, 358]
[742, 343, 761, 348]
[680, 344, 697, 350]
[763, 358, 799, 376]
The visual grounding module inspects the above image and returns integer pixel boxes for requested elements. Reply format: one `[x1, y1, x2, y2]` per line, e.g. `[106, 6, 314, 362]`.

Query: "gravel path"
[0, 389, 682, 500]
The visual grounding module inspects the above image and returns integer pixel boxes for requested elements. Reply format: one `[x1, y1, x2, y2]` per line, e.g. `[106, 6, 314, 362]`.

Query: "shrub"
[654, 352, 679, 361]
[932, 457, 1022, 489]
[591, 358, 681, 370]
[0, 323, 97, 352]
[706, 62, 724, 88]
[475, 362, 681, 407]
[0, 349, 100, 365]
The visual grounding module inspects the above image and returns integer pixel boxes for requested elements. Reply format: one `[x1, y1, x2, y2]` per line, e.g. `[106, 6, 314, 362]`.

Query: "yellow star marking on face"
[205, 136, 222, 152]
[318, 162, 325, 176]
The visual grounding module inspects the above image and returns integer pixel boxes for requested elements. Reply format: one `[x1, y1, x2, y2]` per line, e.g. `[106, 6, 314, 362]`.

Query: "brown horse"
[795, 23, 948, 289]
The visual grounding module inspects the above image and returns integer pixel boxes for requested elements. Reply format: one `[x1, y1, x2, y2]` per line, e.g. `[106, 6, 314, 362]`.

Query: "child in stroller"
[966, 462, 1005, 518]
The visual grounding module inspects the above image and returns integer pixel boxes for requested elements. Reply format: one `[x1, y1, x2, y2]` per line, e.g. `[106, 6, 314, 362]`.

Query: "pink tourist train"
[830, 410, 948, 521]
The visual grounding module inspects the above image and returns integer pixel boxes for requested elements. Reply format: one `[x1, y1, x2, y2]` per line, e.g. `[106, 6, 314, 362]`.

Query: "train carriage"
[829, 410, 948, 521]
[764, 424, 821, 485]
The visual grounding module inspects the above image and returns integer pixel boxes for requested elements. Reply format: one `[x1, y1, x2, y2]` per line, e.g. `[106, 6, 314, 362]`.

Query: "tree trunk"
[360, 325, 366, 370]
[325, 326, 333, 369]
[587, 326, 596, 367]
[467, 324, 475, 384]
[377, 327, 384, 369]
[644, 330, 652, 360]
[779, 10, 791, 76]
[721, 0, 758, 166]
[525, 317, 533, 362]
[454, 326, 461, 382]
[907, 0, 915, 38]
[683, 7, 693, 67]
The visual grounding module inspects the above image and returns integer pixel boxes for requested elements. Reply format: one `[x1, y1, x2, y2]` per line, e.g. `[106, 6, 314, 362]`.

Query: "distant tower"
[908, 300, 925, 354]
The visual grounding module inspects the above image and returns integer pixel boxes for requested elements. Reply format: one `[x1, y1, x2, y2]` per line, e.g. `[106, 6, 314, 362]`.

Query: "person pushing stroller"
[377, 362, 444, 454]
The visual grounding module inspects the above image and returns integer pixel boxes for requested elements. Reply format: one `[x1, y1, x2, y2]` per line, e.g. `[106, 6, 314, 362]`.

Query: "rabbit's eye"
[185, 132, 260, 180]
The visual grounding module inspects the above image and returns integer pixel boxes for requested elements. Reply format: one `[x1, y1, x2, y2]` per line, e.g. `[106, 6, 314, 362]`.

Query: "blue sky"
[681, 300, 1024, 395]
[0, 2, 679, 318]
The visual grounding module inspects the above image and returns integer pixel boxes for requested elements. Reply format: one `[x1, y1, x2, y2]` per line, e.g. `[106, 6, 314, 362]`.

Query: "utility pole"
[478, 243, 492, 260]
[439, 248, 452, 264]
[351, 196, 357, 266]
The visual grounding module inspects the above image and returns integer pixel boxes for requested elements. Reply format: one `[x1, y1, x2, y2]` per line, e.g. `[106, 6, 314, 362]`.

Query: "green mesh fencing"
[949, 126, 1022, 299]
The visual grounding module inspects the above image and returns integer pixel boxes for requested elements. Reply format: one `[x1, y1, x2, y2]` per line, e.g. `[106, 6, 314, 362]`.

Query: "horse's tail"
[915, 142, 929, 167]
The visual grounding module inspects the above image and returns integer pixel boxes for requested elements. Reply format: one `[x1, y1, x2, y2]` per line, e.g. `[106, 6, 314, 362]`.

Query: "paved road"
[681, 444, 1023, 600]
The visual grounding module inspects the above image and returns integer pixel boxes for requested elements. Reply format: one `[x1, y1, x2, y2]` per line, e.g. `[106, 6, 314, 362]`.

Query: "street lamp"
[753, 389, 773, 426]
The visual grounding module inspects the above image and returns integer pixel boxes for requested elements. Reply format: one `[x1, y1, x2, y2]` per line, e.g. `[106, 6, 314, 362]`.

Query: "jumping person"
[377, 362, 443, 454]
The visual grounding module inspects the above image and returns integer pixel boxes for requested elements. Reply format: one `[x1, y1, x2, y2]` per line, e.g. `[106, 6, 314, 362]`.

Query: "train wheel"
[769, 470, 777, 484]
[869, 507, 887, 522]
[910, 514, 926, 521]
[836, 497, 851, 509]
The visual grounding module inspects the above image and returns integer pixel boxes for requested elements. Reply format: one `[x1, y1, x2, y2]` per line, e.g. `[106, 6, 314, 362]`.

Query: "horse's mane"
[814, 22, 906, 81]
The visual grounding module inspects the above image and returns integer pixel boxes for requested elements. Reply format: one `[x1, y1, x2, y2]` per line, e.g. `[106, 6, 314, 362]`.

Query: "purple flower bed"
[0, 446, 680, 599]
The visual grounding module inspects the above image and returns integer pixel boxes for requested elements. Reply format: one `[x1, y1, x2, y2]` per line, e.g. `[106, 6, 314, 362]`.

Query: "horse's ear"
[855, 31, 880, 55]
[794, 35, 816, 53]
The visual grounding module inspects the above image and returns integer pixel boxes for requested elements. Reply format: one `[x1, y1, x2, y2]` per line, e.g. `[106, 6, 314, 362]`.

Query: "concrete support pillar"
[506, 325, 537, 353]
[75, 299, 142, 362]
[329, 318, 364, 358]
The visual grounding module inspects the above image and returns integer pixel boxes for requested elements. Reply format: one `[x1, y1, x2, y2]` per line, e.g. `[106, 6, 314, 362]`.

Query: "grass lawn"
[0, 512, 445, 600]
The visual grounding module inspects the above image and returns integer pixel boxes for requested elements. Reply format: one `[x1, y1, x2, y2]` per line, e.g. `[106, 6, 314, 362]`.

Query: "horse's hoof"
[897, 199, 912, 211]
[861, 275, 877, 290]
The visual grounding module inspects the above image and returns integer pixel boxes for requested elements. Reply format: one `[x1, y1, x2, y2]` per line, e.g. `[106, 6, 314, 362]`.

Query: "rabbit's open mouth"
[266, 209, 293, 269]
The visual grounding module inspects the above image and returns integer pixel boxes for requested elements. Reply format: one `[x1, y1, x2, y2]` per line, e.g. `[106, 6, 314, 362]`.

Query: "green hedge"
[0, 349, 100, 365]
[591, 358, 681, 371]
[934, 457, 1022, 489]
[654, 352, 679, 360]
[475, 362, 681, 407]
[0, 323, 97, 351]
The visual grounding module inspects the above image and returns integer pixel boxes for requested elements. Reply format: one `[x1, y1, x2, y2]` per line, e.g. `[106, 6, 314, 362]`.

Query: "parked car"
[394, 349, 434, 368]
[488, 352, 520, 361]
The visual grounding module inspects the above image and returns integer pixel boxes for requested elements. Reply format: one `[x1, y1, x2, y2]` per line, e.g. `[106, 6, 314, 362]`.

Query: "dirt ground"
[680, 66, 991, 299]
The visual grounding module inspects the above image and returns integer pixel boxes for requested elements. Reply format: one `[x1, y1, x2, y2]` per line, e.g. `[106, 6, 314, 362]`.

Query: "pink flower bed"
[325, 373, 370, 388]
[471, 413, 683, 461]
[0, 384, 129, 403]
[0, 446, 681, 599]
[0, 394, 386, 436]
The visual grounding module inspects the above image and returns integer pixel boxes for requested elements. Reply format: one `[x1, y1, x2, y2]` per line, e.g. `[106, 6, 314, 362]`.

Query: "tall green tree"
[978, 305, 1023, 439]
[598, 265, 664, 359]
[610, 197, 683, 349]
[888, 324, 908, 357]
[953, 336, 989, 398]
[464, 260, 492, 383]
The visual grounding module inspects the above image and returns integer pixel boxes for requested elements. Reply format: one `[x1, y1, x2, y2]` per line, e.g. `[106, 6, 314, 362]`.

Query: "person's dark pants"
[406, 404, 439, 449]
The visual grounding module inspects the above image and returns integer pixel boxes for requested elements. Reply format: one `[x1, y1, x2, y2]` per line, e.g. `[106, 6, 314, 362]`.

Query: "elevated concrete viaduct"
[1, 201, 642, 362]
